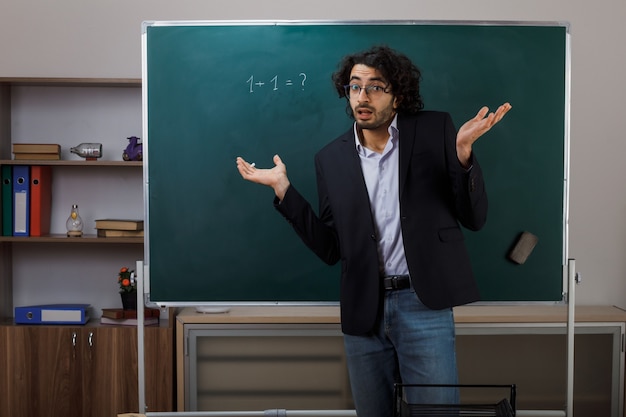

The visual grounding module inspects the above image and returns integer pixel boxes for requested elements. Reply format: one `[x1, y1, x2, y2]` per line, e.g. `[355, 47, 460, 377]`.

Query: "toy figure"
[123, 136, 143, 161]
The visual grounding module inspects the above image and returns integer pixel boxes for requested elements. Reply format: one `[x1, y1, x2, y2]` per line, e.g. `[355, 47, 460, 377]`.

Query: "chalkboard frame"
[141, 20, 571, 306]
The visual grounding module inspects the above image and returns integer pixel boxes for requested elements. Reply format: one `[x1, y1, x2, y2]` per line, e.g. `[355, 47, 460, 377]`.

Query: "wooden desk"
[176, 304, 626, 325]
[176, 305, 626, 417]
[453, 305, 626, 417]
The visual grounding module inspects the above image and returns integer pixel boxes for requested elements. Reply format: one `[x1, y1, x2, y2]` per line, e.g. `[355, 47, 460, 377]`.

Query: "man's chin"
[355, 120, 376, 130]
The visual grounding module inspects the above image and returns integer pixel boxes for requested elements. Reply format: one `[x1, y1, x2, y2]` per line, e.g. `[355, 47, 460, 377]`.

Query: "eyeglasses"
[343, 84, 390, 98]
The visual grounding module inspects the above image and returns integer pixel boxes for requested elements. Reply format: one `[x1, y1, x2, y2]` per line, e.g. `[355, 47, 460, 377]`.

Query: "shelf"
[0, 234, 143, 244]
[0, 160, 142, 166]
[0, 77, 141, 87]
[0, 318, 170, 328]
[0, 77, 174, 416]
[0, 161, 143, 243]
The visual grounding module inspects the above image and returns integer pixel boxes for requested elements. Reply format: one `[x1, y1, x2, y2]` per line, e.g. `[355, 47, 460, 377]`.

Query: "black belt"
[383, 274, 411, 290]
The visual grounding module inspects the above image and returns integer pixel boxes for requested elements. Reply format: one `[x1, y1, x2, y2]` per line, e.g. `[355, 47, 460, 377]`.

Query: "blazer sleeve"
[273, 184, 341, 265]
[445, 113, 488, 231]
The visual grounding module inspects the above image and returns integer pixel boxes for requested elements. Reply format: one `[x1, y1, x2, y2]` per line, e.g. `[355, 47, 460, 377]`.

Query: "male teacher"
[236, 45, 511, 417]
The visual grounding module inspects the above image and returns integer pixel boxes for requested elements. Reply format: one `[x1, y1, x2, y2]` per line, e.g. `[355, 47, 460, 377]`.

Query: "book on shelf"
[97, 229, 144, 238]
[100, 316, 159, 326]
[14, 152, 61, 160]
[12, 143, 61, 154]
[94, 219, 143, 231]
[101, 307, 160, 319]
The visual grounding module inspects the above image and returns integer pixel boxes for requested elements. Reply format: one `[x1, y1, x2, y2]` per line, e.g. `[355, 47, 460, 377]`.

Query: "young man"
[236, 45, 511, 417]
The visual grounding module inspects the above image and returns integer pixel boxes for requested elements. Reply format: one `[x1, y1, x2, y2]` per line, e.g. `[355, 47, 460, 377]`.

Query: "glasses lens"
[344, 85, 357, 96]
[344, 85, 385, 97]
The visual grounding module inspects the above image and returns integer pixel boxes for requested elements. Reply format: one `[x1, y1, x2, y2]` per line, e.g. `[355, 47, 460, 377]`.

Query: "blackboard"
[143, 21, 569, 304]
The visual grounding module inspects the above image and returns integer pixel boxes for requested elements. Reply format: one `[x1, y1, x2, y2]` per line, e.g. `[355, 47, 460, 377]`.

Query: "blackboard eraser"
[508, 231, 538, 264]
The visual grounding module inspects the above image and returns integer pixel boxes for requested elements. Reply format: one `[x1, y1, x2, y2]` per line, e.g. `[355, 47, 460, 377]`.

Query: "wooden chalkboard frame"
[142, 20, 570, 306]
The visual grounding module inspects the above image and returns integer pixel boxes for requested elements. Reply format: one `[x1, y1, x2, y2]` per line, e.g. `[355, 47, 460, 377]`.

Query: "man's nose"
[357, 88, 369, 101]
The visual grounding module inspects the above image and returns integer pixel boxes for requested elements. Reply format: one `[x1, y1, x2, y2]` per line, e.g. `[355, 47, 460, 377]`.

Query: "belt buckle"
[391, 275, 399, 289]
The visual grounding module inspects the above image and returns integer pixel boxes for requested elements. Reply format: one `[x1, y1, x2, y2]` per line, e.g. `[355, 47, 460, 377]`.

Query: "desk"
[176, 305, 626, 417]
[454, 305, 625, 417]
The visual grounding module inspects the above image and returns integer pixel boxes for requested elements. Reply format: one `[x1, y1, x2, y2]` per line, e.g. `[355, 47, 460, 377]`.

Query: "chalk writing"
[247, 73, 308, 93]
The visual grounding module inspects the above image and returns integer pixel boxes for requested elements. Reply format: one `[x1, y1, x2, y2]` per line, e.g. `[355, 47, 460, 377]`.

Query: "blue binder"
[12, 165, 30, 236]
[14, 304, 91, 324]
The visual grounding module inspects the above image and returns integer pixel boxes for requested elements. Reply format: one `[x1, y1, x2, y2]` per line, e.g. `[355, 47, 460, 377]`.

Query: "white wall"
[2, 0, 625, 309]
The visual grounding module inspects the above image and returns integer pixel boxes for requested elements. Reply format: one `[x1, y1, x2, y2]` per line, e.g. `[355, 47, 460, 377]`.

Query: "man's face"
[347, 64, 398, 132]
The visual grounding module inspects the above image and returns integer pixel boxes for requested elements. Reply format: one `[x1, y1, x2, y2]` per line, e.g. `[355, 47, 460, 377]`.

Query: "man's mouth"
[356, 107, 373, 120]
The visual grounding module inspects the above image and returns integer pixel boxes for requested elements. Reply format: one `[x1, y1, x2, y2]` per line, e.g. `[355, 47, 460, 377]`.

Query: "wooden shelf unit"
[0, 78, 174, 416]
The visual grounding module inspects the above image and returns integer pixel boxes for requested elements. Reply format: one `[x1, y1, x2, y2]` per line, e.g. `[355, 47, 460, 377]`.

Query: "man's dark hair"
[331, 45, 424, 117]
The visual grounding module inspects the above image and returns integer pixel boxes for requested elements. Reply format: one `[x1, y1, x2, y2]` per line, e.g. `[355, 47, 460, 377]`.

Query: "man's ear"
[393, 96, 402, 110]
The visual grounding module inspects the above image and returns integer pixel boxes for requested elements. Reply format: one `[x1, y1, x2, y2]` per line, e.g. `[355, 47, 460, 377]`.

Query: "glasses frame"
[343, 83, 391, 98]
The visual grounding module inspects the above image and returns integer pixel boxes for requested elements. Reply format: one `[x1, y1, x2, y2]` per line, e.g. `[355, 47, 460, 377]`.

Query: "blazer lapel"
[397, 115, 417, 199]
[336, 128, 372, 205]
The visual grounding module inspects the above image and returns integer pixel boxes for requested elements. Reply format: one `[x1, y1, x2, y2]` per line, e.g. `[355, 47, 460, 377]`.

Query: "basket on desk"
[393, 383, 516, 417]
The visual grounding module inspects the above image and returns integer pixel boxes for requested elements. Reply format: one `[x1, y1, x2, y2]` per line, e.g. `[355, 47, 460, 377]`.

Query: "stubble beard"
[353, 106, 396, 132]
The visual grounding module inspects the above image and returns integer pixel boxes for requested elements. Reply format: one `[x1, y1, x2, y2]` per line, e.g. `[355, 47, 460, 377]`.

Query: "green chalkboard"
[143, 21, 568, 304]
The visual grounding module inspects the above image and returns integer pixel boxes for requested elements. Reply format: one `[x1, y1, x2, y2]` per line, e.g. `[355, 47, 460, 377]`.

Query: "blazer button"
[370, 234, 376, 241]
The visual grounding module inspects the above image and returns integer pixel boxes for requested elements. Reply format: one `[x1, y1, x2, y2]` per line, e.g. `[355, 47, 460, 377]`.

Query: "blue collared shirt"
[354, 115, 410, 277]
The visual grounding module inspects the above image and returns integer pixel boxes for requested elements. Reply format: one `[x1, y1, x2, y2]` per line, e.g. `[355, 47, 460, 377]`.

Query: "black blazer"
[276, 111, 486, 335]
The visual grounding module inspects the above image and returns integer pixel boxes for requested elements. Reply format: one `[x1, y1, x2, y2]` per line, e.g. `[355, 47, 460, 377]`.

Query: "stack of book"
[95, 218, 144, 237]
[100, 307, 160, 326]
[12, 143, 61, 160]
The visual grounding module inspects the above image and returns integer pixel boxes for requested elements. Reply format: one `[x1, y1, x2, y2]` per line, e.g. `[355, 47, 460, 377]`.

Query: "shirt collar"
[354, 114, 399, 156]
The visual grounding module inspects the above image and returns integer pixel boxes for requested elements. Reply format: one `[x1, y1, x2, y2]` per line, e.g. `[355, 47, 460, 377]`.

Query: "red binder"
[30, 166, 53, 236]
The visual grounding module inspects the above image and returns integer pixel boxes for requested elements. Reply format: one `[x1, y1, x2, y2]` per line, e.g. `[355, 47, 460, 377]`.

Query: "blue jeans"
[343, 286, 459, 417]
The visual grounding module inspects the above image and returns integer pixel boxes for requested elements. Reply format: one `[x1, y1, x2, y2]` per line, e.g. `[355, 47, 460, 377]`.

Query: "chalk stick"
[508, 231, 538, 264]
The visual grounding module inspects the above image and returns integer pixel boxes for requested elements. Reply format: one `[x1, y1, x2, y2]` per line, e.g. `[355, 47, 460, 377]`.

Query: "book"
[29, 166, 53, 236]
[97, 229, 144, 238]
[15, 303, 91, 324]
[100, 316, 159, 326]
[94, 219, 143, 231]
[101, 307, 160, 319]
[12, 143, 61, 154]
[14, 152, 61, 160]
